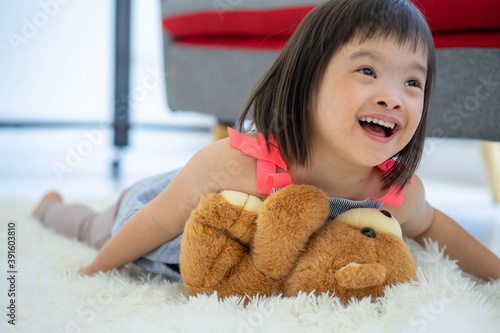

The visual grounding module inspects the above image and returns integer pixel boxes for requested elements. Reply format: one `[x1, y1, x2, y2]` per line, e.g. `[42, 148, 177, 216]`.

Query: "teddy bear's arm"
[180, 192, 260, 295]
[334, 263, 387, 289]
[252, 185, 329, 279]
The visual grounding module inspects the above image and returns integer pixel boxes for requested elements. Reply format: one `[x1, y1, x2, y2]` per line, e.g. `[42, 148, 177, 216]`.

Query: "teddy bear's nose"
[380, 210, 392, 218]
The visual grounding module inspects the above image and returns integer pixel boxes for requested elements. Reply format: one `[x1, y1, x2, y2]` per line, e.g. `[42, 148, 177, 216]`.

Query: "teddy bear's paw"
[250, 185, 330, 279]
[335, 262, 387, 289]
[185, 191, 260, 246]
[262, 184, 329, 230]
[220, 191, 263, 212]
[205, 191, 261, 244]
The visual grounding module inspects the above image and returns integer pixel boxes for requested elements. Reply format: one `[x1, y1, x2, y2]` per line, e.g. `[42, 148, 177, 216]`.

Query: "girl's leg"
[34, 192, 125, 250]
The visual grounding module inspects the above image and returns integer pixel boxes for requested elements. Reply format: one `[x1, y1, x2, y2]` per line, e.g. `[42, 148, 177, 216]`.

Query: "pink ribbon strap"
[369, 159, 413, 207]
[228, 128, 291, 194]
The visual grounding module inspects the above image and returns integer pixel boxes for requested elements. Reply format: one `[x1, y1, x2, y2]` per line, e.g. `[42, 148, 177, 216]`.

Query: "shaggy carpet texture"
[1, 200, 499, 333]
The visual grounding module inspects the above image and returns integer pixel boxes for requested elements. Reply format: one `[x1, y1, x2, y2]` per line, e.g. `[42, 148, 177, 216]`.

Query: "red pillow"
[162, 6, 315, 39]
[414, 0, 500, 32]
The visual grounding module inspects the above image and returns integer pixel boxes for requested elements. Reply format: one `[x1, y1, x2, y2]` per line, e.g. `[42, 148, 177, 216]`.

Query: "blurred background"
[0, 1, 498, 255]
[0, 1, 216, 200]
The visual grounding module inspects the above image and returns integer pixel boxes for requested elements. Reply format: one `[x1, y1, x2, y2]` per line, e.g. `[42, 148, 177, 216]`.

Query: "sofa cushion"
[414, 0, 500, 32]
[433, 32, 500, 48]
[162, 0, 500, 50]
[162, 4, 317, 40]
[162, 0, 500, 38]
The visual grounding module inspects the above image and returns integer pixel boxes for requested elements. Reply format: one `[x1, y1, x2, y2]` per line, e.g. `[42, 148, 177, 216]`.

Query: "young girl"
[34, 0, 500, 281]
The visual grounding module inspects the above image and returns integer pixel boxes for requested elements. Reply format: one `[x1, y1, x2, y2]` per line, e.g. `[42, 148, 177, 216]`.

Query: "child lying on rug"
[34, 0, 500, 284]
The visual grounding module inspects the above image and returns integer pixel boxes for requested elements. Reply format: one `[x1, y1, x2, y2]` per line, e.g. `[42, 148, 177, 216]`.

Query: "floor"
[1, 122, 499, 258]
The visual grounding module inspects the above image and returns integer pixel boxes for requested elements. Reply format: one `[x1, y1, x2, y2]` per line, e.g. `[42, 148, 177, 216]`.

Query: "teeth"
[360, 117, 395, 129]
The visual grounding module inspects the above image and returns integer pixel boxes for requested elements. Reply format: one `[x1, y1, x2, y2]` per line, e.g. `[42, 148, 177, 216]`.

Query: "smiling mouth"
[359, 117, 396, 138]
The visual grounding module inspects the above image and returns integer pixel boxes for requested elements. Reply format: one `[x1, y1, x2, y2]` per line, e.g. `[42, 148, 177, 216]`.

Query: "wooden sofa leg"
[213, 122, 235, 141]
[480, 141, 500, 202]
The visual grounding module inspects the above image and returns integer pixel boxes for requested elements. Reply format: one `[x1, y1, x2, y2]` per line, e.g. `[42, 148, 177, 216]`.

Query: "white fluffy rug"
[1, 200, 499, 333]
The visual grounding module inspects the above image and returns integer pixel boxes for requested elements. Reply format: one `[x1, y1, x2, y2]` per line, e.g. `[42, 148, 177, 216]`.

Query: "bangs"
[356, 1, 434, 52]
[353, 0, 433, 55]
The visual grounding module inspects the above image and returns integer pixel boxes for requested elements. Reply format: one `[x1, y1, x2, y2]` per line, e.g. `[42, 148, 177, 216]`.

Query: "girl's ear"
[306, 99, 313, 112]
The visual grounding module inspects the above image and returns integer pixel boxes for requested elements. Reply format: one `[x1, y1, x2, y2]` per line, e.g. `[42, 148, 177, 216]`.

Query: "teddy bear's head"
[284, 208, 417, 303]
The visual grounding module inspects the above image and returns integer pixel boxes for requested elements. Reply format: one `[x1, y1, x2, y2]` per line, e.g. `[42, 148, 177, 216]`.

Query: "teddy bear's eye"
[380, 210, 392, 218]
[361, 228, 376, 238]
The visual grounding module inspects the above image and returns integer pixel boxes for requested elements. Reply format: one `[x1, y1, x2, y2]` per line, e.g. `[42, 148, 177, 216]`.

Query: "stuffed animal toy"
[180, 184, 417, 304]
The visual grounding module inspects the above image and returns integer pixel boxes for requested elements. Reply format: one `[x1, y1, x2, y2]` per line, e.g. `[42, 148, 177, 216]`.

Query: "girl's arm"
[413, 207, 500, 280]
[79, 192, 186, 276]
[79, 139, 252, 276]
[396, 176, 500, 281]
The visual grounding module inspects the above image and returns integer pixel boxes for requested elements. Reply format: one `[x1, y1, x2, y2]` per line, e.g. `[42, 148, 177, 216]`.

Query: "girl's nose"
[374, 90, 402, 111]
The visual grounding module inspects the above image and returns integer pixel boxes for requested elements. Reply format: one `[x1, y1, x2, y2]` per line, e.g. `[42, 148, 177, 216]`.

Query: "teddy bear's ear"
[334, 208, 402, 238]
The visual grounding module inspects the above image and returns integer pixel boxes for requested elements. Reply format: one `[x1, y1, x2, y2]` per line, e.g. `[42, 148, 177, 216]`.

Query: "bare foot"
[33, 191, 63, 217]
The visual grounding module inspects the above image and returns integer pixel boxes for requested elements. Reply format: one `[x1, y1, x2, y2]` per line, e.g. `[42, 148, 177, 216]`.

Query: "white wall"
[1, 0, 113, 121]
[0, 0, 210, 124]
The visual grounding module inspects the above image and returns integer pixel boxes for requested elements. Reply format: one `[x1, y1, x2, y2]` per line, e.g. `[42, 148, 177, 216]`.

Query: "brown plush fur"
[180, 185, 417, 304]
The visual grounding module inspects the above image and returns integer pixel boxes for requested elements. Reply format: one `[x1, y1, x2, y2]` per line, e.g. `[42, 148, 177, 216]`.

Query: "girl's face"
[309, 35, 427, 167]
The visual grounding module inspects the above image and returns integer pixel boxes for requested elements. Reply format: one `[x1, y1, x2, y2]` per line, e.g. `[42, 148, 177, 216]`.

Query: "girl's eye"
[358, 67, 374, 77]
[405, 79, 422, 88]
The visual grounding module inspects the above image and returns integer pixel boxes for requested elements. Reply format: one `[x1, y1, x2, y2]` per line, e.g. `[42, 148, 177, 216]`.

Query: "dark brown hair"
[238, 0, 436, 192]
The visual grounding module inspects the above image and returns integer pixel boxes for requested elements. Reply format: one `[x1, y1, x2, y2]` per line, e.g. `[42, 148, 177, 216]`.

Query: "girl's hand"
[77, 265, 96, 276]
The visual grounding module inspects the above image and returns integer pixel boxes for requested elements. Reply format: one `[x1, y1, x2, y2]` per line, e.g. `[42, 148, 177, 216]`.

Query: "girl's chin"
[350, 149, 396, 168]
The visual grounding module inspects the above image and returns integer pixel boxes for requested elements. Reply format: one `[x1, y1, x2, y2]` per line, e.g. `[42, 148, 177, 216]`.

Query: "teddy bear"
[179, 184, 417, 304]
